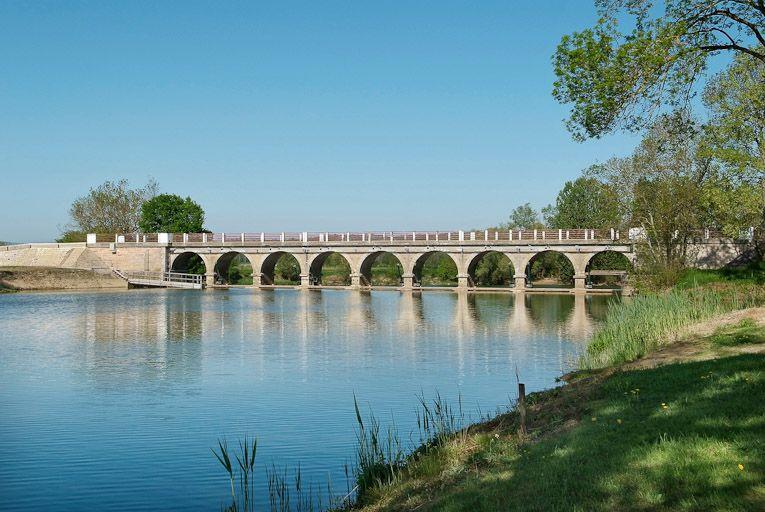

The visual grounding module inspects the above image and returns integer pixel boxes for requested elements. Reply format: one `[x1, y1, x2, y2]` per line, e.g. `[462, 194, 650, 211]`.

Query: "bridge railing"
[97, 227, 755, 245]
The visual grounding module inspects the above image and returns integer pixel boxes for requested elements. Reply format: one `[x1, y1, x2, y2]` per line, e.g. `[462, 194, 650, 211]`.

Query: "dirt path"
[0, 266, 126, 291]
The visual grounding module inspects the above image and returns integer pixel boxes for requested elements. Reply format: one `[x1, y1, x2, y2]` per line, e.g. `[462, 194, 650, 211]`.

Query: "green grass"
[581, 283, 765, 369]
[676, 262, 765, 289]
[357, 353, 765, 512]
[711, 319, 765, 347]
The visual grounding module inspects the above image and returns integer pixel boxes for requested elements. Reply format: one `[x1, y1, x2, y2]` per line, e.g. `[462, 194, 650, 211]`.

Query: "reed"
[581, 283, 765, 369]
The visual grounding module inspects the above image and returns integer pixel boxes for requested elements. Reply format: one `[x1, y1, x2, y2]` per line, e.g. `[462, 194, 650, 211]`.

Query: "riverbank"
[0, 266, 126, 291]
[352, 280, 765, 511]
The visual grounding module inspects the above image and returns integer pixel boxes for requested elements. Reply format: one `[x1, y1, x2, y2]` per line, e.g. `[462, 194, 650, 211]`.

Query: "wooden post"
[518, 382, 527, 436]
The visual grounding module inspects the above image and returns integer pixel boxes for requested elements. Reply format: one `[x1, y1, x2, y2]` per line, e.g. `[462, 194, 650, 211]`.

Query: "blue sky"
[0, 1, 645, 242]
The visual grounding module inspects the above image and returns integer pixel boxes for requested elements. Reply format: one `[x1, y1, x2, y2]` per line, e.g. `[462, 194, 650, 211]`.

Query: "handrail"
[95, 227, 756, 245]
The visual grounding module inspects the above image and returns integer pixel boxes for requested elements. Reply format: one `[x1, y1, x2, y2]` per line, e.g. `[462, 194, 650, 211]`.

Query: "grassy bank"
[355, 317, 765, 512]
[582, 283, 765, 369]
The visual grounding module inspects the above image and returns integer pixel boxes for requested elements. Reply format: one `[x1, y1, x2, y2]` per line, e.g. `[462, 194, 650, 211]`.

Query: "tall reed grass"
[581, 283, 765, 369]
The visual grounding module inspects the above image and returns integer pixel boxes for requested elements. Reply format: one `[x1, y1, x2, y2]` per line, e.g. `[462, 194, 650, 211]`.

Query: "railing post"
[260, 232, 265, 243]
[458, 230, 464, 242]
[390, 232, 394, 242]
[470, 231, 476, 241]
[183, 233, 188, 243]
[280, 232, 285, 243]
[425, 232, 429, 242]
[610, 228, 615, 240]
[558, 229, 562, 240]
[542, 230, 545, 240]
[566, 230, 570, 240]
[241, 233, 245, 243]
[412, 231, 416, 241]
[448, 232, 451, 241]
[509, 230, 512, 241]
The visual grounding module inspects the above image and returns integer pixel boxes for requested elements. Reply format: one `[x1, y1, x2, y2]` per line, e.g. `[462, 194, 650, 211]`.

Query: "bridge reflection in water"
[70, 289, 613, 385]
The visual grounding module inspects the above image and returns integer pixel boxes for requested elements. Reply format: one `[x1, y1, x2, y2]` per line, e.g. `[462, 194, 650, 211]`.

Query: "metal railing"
[123, 271, 203, 285]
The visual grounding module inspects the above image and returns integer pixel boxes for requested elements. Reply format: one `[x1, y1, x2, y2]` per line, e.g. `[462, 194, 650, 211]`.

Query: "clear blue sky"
[0, 1, 643, 242]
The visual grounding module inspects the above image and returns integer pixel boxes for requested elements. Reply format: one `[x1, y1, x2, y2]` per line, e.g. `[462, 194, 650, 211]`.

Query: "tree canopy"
[66, 179, 158, 234]
[553, 0, 765, 140]
[500, 203, 544, 230]
[138, 194, 206, 233]
[543, 177, 622, 229]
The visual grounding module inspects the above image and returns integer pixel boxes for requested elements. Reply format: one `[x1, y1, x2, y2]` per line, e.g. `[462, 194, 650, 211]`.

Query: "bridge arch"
[584, 250, 633, 289]
[359, 251, 404, 286]
[170, 251, 207, 275]
[309, 251, 352, 286]
[214, 251, 254, 285]
[467, 251, 515, 288]
[412, 251, 458, 287]
[526, 250, 575, 288]
[260, 251, 303, 285]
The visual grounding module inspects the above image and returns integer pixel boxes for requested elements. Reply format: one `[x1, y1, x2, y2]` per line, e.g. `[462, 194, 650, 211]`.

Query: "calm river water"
[0, 289, 614, 511]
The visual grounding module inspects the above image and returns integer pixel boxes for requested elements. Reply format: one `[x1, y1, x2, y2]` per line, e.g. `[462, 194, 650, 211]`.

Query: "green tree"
[474, 252, 513, 287]
[138, 194, 205, 233]
[703, 52, 765, 247]
[501, 203, 544, 230]
[274, 255, 301, 283]
[543, 177, 622, 229]
[553, 0, 765, 141]
[65, 178, 158, 234]
[56, 230, 87, 243]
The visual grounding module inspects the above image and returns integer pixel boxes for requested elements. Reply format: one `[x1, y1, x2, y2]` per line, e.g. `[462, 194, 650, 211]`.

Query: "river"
[0, 288, 615, 511]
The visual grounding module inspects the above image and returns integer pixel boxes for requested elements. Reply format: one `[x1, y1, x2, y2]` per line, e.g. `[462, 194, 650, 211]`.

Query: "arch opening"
[526, 251, 575, 288]
[171, 252, 206, 275]
[261, 252, 301, 285]
[360, 252, 404, 286]
[468, 251, 515, 288]
[413, 252, 458, 287]
[309, 252, 351, 286]
[586, 250, 633, 289]
[214, 252, 253, 285]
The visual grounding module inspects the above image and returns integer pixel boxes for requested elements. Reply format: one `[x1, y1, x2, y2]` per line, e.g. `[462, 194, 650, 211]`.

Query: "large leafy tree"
[544, 177, 622, 229]
[703, 51, 765, 246]
[500, 203, 545, 230]
[66, 178, 158, 234]
[553, 0, 765, 141]
[138, 194, 205, 233]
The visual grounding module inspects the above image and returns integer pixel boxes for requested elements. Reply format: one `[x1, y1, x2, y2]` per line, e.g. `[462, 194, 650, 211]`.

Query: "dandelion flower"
[738, 464, 744, 471]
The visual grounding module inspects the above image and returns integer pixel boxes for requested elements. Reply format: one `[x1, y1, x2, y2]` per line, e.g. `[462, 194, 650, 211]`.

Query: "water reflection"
[0, 288, 616, 512]
[63, 290, 611, 386]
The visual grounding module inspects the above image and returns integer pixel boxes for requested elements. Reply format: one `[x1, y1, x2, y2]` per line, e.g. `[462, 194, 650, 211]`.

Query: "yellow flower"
[738, 464, 744, 471]
[591, 417, 597, 422]
[617, 419, 622, 424]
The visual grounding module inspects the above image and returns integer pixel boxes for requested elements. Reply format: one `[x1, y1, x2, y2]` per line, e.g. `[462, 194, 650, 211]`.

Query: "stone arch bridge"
[81, 228, 746, 292]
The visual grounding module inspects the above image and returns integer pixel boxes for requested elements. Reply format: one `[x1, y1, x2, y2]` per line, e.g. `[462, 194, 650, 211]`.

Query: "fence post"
[558, 229, 562, 240]
[533, 229, 537, 240]
[260, 232, 265, 243]
[458, 230, 464, 241]
[222, 233, 226, 243]
[280, 232, 285, 243]
[518, 382, 527, 437]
